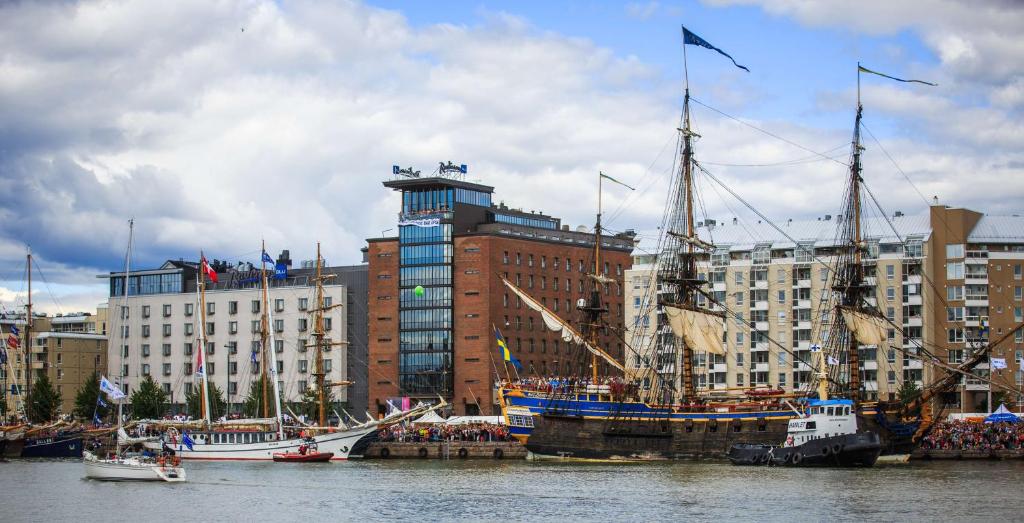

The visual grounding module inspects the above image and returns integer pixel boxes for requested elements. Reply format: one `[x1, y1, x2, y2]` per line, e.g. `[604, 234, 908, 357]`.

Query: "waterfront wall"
[364, 441, 526, 459]
[912, 449, 1024, 460]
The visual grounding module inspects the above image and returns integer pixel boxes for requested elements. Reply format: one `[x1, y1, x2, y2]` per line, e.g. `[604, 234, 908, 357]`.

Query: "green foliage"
[73, 371, 109, 421]
[186, 382, 227, 419]
[129, 375, 167, 419]
[242, 379, 272, 418]
[27, 373, 62, 422]
[898, 379, 922, 407]
[297, 384, 333, 421]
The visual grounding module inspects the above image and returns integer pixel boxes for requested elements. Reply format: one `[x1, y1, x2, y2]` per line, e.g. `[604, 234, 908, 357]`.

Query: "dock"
[364, 441, 526, 459]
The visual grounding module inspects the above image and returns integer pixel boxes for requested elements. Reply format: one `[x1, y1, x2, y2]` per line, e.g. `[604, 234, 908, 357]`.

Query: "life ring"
[457, 447, 468, 458]
[418, 447, 429, 458]
[380, 447, 390, 458]
[831, 443, 843, 455]
[493, 448, 504, 460]
[791, 452, 802, 465]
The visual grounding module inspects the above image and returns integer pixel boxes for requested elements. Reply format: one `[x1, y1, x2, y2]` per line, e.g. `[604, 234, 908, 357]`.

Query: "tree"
[186, 383, 227, 420]
[27, 373, 62, 422]
[242, 379, 273, 418]
[296, 385, 334, 422]
[897, 379, 921, 407]
[73, 371, 109, 421]
[130, 375, 168, 419]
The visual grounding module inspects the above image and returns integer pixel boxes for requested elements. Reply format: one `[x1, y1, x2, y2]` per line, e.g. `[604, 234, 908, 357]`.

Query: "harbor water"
[2, 459, 1022, 521]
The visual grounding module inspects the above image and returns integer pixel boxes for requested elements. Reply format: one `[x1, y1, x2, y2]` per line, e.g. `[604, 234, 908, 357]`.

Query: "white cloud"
[626, 2, 661, 20]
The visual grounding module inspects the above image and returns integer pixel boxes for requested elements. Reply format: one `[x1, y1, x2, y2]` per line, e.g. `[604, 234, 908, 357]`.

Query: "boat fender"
[832, 443, 843, 455]
[757, 419, 767, 429]
[781, 452, 792, 464]
[493, 448, 504, 460]
[418, 447, 429, 458]
[380, 447, 390, 459]
[172, 456, 181, 466]
[821, 445, 831, 457]
[791, 452, 802, 465]
[758, 453, 770, 464]
[458, 447, 468, 458]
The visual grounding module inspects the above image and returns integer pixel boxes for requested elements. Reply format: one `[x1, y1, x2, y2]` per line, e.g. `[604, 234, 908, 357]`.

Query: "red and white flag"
[200, 255, 218, 283]
[196, 348, 205, 377]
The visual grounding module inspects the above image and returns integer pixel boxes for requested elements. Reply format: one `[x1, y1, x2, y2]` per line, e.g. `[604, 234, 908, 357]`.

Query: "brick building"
[367, 174, 634, 416]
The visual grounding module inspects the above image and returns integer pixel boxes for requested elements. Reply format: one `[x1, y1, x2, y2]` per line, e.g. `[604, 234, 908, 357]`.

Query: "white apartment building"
[626, 213, 931, 402]
[106, 256, 350, 413]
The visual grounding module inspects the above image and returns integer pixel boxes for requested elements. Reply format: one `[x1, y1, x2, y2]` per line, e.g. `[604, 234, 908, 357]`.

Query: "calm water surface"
[2, 458, 1021, 521]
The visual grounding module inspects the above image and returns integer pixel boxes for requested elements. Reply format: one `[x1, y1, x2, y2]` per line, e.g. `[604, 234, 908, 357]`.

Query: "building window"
[162, 343, 171, 356]
[163, 363, 171, 376]
[141, 324, 150, 338]
[184, 343, 193, 356]
[141, 364, 150, 376]
[298, 338, 307, 353]
[229, 321, 238, 334]
[275, 340, 284, 353]
[886, 265, 895, 279]
[207, 302, 215, 315]
[503, 251, 509, 264]
[274, 319, 284, 333]
[298, 319, 308, 332]
[142, 305, 151, 318]
[184, 323, 194, 336]
[736, 373, 744, 387]
[946, 262, 964, 280]
[299, 360, 308, 373]
[298, 297, 308, 311]
[251, 300, 261, 313]
[229, 301, 238, 314]
[777, 290, 785, 304]
[142, 344, 150, 357]
[946, 244, 964, 259]
[206, 322, 215, 335]
[162, 304, 172, 317]
[185, 303, 193, 316]
[886, 287, 895, 301]
[528, 254, 534, 267]
[275, 299, 284, 312]
[735, 272, 743, 284]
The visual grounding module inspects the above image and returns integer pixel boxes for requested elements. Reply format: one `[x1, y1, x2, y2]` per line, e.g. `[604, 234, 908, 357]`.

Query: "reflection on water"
[2, 459, 1022, 521]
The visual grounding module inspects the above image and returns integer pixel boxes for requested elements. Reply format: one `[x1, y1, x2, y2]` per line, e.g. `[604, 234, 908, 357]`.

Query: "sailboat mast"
[197, 256, 212, 425]
[24, 250, 32, 413]
[116, 220, 134, 456]
[591, 173, 603, 382]
[259, 241, 271, 419]
[846, 66, 866, 402]
[313, 242, 326, 427]
[679, 87, 698, 401]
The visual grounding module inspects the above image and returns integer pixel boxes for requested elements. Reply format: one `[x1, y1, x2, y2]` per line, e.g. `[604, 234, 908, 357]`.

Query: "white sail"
[664, 305, 726, 355]
[500, 277, 625, 372]
[839, 307, 887, 346]
[117, 427, 158, 446]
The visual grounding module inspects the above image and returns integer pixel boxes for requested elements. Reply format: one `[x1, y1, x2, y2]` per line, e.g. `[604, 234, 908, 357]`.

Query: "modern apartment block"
[367, 172, 634, 416]
[626, 212, 932, 403]
[1, 312, 107, 418]
[105, 251, 368, 414]
[625, 205, 1024, 413]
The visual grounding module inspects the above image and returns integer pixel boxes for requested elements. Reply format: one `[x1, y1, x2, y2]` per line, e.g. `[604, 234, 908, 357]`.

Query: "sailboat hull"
[83, 452, 186, 482]
[143, 425, 378, 461]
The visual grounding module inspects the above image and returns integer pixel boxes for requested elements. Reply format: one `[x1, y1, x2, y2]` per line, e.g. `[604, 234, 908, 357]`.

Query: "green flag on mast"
[599, 172, 635, 191]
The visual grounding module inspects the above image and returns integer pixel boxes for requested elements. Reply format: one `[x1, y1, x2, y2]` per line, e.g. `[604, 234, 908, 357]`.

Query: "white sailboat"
[142, 242, 440, 460]
[85, 220, 187, 482]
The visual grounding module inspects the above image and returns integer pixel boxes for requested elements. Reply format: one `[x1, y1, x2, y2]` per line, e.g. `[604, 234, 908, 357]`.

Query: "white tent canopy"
[410, 411, 448, 425]
[445, 416, 504, 426]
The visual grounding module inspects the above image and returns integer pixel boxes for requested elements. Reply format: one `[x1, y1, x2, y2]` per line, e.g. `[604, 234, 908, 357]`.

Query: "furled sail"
[839, 307, 887, 346]
[664, 305, 726, 355]
[117, 427, 158, 446]
[500, 277, 625, 372]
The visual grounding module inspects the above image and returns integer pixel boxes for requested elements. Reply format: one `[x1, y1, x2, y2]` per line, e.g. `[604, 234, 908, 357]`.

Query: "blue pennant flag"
[683, 25, 749, 72]
[10, 325, 19, 336]
[182, 431, 195, 451]
[93, 412, 102, 426]
[251, 349, 259, 364]
[262, 251, 274, 264]
[97, 397, 108, 408]
[0, 347, 6, 365]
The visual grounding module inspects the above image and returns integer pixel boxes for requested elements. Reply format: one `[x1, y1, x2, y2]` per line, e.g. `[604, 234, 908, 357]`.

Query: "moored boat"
[272, 438, 333, 462]
[84, 450, 186, 482]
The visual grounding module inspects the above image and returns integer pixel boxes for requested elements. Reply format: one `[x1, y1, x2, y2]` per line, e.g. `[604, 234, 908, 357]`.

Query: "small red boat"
[272, 451, 334, 462]
[272, 439, 333, 462]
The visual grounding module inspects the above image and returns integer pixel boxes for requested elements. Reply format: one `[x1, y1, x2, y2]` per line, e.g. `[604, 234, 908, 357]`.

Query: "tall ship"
[498, 28, 1018, 460]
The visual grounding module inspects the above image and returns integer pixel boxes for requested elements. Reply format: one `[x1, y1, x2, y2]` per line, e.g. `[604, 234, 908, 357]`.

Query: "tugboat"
[728, 353, 881, 467]
[272, 438, 334, 463]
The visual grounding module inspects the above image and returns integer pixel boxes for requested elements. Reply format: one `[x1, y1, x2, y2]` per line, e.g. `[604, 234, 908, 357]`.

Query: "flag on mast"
[682, 25, 749, 72]
[600, 172, 636, 191]
[196, 347, 205, 377]
[262, 251, 274, 265]
[200, 255, 218, 283]
[858, 65, 936, 86]
[493, 326, 523, 371]
[99, 376, 126, 400]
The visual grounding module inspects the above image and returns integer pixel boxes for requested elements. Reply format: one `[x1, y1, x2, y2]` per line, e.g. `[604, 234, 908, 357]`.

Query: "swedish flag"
[494, 326, 522, 370]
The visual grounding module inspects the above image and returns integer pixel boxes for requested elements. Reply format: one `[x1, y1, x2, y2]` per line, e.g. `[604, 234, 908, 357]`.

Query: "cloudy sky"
[1, 0, 1021, 315]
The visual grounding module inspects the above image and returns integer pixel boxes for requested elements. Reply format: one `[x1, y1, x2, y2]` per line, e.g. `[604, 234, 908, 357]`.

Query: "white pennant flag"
[99, 376, 126, 400]
[827, 356, 840, 366]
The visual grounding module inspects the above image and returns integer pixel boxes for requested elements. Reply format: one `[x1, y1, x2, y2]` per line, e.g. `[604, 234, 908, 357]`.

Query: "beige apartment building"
[626, 205, 1024, 413]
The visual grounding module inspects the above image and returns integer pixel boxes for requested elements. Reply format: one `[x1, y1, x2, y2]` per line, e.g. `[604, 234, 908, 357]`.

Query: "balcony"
[795, 320, 812, 330]
[864, 276, 877, 287]
[904, 295, 922, 306]
[965, 274, 988, 285]
[903, 316, 923, 327]
[753, 362, 769, 373]
[795, 279, 812, 289]
[30, 361, 47, 370]
[795, 299, 812, 309]
[753, 300, 769, 311]
[965, 379, 989, 391]
[863, 381, 878, 392]
[751, 280, 768, 290]
[793, 362, 811, 371]
[710, 363, 728, 373]
[754, 321, 769, 332]
[795, 341, 811, 350]
[865, 297, 878, 307]
[903, 274, 922, 285]
[863, 361, 878, 370]
[712, 282, 726, 292]
[903, 359, 924, 370]
[965, 296, 988, 307]
[751, 342, 770, 352]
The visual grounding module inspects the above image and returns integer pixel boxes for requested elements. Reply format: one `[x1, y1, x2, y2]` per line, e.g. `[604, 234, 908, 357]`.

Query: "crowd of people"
[507, 376, 635, 397]
[920, 420, 1024, 451]
[378, 423, 513, 443]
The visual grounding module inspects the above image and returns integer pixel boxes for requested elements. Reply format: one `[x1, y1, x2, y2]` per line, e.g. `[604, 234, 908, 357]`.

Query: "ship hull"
[143, 425, 376, 461]
[728, 432, 881, 467]
[524, 413, 792, 461]
[21, 434, 83, 458]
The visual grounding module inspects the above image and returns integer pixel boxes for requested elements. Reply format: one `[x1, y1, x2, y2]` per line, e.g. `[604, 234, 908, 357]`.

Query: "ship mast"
[24, 249, 32, 413]
[844, 66, 868, 402]
[679, 86, 698, 401]
[312, 243, 327, 427]
[197, 253, 212, 425]
[591, 173, 603, 383]
[259, 241, 271, 419]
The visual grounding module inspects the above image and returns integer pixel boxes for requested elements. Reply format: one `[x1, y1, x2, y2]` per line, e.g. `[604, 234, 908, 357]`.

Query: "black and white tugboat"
[729, 354, 881, 467]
